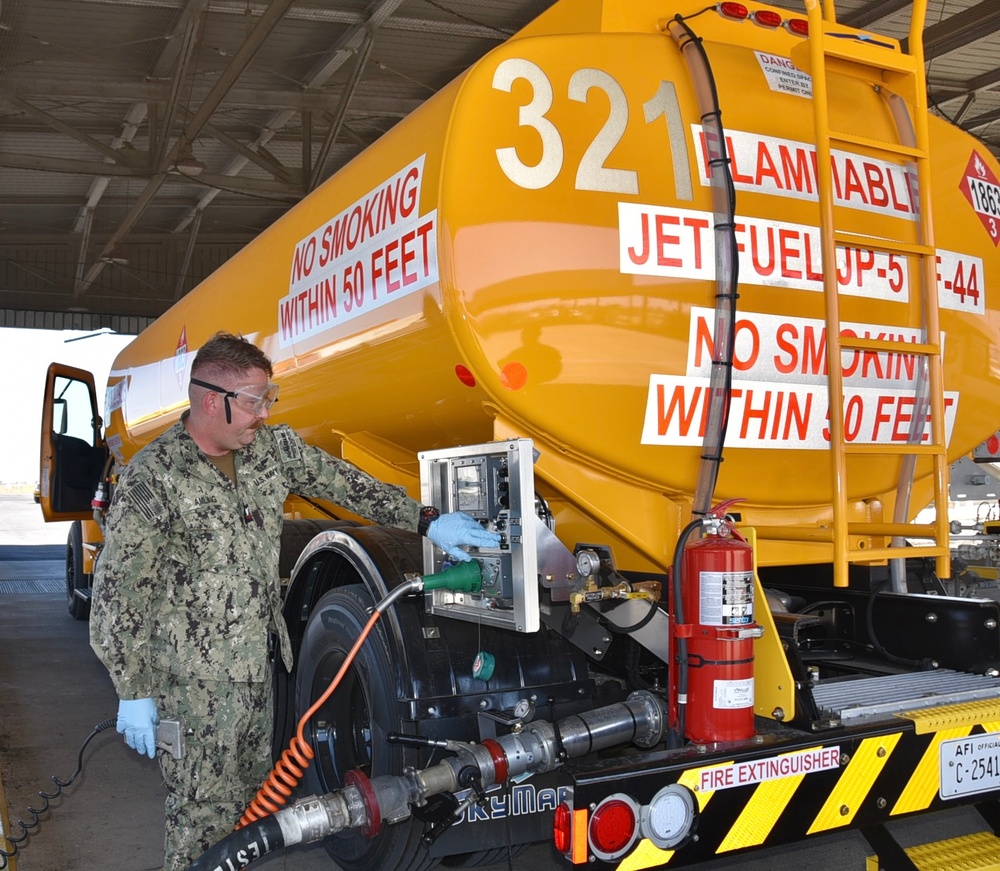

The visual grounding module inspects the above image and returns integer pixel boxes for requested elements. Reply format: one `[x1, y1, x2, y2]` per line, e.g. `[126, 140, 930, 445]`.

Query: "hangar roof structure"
[1, 0, 998, 333]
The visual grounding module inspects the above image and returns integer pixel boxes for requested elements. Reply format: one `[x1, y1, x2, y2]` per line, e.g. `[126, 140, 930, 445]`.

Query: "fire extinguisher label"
[699, 570, 754, 625]
[714, 677, 755, 709]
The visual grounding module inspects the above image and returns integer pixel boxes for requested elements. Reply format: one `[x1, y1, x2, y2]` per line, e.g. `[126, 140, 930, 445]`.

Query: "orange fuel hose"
[237, 606, 383, 828]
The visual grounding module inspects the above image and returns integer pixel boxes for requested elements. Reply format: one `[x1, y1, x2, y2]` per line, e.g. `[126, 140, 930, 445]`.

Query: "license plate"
[940, 733, 1000, 799]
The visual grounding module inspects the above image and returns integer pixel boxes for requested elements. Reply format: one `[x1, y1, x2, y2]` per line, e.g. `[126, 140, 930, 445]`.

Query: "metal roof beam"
[963, 106, 1000, 131]
[72, 1, 206, 242]
[153, 4, 207, 167]
[178, 106, 294, 183]
[841, 0, 910, 31]
[309, 28, 375, 192]
[77, 0, 299, 298]
[173, 210, 202, 301]
[902, 0, 1000, 60]
[0, 152, 149, 175]
[6, 98, 143, 167]
[71, 0, 511, 40]
[0, 77, 422, 116]
[173, 0, 409, 232]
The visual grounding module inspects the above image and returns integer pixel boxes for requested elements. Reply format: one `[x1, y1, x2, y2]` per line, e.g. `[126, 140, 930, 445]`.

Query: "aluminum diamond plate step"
[812, 670, 1000, 725]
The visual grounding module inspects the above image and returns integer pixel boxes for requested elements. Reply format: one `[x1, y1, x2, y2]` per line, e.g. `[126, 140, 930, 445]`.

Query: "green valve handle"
[421, 560, 482, 593]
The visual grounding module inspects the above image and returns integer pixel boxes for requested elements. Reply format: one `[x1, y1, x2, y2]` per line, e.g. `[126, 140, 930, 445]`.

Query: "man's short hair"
[191, 331, 273, 381]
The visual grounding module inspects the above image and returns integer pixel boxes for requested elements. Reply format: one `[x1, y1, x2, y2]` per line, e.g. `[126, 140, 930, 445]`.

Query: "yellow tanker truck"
[36, 0, 1000, 868]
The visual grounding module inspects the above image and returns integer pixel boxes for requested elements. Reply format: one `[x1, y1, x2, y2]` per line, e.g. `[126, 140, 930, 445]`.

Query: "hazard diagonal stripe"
[616, 765, 725, 871]
[618, 839, 673, 871]
[892, 726, 972, 816]
[715, 750, 815, 853]
[807, 733, 901, 834]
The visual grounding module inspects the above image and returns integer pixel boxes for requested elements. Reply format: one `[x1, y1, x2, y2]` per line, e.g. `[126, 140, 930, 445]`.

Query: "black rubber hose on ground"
[185, 815, 285, 871]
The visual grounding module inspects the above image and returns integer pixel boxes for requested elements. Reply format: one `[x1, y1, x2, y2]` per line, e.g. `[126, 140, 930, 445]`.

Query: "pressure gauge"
[576, 549, 601, 578]
[513, 698, 535, 721]
[639, 784, 696, 849]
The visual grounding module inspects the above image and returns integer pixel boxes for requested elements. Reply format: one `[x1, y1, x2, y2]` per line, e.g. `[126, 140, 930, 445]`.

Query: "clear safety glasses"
[190, 377, 280, 423]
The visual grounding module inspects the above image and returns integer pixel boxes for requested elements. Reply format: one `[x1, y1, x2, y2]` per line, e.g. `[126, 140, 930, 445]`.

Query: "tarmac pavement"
[0, 493, 992, 871]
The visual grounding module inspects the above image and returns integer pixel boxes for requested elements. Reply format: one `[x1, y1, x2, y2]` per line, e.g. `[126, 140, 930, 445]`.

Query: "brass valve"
[568, 580, 661, 614]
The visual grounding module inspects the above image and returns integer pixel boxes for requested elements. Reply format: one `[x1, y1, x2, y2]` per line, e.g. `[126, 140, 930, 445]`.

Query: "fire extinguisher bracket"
[720, 626, 765, 640]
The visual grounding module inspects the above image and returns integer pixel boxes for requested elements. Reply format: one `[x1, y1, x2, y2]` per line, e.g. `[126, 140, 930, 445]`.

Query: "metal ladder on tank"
[797, 0, 950, 589]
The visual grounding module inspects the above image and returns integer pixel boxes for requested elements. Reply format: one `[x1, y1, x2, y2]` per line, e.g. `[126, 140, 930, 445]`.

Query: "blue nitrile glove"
[426, 512, 501, 562]
[117, 697, 159, 759]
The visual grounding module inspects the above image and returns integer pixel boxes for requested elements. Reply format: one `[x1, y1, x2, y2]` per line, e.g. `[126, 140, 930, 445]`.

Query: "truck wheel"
[295, 585, 437, 871]
[66, 521, 90, 620]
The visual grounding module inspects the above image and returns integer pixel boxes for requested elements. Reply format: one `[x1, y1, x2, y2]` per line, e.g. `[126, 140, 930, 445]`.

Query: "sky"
[1, 327, 134, 483]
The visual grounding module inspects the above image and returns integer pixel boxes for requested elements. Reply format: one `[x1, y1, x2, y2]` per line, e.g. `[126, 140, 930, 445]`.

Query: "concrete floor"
[0, 493, 993, 871]
[0, 497, 346, 871]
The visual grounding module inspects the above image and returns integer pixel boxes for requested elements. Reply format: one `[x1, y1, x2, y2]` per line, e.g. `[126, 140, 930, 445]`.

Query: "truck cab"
[38, 363, 106, 619]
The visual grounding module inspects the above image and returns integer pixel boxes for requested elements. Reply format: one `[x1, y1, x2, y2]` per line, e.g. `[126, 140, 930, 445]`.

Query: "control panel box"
[419, 439, 539, 632]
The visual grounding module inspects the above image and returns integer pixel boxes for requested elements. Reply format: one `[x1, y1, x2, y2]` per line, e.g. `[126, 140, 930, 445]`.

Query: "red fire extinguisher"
[678, 499, 761, 743]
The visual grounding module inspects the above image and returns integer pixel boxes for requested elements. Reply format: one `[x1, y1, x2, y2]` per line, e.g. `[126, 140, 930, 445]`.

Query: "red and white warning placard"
[685, 307, 940, 390]
[692, 126, 918, 220]
[618, 202, 985, 316]
[959, 150, 1000, 247]
[642, 375, 958, 450]
[641, 307, 959, 449]
[279, 156, 438, 347]
[755, 52, 812, 99]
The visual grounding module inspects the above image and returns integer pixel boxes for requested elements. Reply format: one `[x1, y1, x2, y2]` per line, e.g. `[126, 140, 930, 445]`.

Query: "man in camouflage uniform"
[90, 332, 496, 871]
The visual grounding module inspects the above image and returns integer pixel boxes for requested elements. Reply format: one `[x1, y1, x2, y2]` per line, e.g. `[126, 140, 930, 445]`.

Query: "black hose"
[669, 13, 739, 517]
[0, 717, 118, 870]
[185, 815, 285, 871]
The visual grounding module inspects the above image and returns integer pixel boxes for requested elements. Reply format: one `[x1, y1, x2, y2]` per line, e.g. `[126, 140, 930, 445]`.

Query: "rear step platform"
[866, 831, 1000, 870]
[812, 670, 1000, 726]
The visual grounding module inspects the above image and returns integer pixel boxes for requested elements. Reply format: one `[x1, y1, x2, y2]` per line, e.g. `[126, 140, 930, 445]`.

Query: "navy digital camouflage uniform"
[90, 418, 420, 871]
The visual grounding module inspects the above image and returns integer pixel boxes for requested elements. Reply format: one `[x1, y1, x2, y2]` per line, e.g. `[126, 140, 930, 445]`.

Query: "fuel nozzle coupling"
[420, 560, 483, 593]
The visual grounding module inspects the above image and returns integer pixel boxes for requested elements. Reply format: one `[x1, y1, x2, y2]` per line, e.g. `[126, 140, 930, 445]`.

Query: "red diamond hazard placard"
[959, 150, 1000, 246]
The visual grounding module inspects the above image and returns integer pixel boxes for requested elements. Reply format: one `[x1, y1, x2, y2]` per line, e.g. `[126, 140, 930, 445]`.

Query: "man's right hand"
[426, 512, 501, 562]
[117, 697, 159, 758]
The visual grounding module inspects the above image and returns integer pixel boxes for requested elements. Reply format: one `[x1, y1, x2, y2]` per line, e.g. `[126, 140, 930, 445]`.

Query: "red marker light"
[717, 2, 749, 20]
[553, 803, 572, 853]
[752, 9, 782, 28]
[589, 797, 638, 857]
[785, 18, 809, 36]
[455, 364, 477, 387]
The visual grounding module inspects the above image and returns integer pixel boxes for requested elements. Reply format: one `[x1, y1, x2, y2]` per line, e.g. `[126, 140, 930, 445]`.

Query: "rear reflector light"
[752, 9, 782, 28]
[717, 2, 749, 21]
[785, 17, 810, 36]
[589, 795, 640, 860]
[554, 803, 572, 853]
[554, 801, 589, 863]
[455, 364, 477, 387]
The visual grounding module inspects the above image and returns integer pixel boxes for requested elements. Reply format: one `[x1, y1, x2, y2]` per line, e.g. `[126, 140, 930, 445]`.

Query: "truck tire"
[295, 584, 437, 871]
[66, 521, 90, 620]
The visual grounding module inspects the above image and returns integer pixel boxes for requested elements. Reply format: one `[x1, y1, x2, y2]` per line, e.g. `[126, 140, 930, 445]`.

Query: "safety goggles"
[190, 377, 279, 423]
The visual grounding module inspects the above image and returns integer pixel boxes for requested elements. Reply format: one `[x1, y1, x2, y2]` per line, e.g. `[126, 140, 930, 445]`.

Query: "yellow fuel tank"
[103, 0, 1000, 572]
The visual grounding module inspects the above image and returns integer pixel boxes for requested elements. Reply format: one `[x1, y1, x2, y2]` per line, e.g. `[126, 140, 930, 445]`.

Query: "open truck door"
[38, 363, 105, 522]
